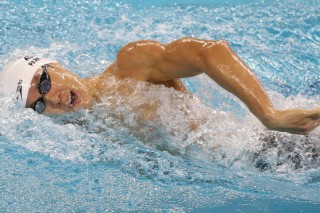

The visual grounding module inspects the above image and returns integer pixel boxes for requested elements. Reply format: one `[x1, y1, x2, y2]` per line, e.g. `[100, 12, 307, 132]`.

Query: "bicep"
[115, 37, 210, 82]
[158, 37, 207, 79]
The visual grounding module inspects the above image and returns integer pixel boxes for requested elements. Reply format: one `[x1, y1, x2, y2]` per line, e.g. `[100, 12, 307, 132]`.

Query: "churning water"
[1, 0, 320, 212]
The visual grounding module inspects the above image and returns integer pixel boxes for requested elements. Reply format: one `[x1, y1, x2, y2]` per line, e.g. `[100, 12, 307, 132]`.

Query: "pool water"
[1, 0, 320, 212]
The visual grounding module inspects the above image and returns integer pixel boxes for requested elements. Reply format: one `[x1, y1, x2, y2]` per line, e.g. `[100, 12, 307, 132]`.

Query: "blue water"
[1, 0, 320, 212]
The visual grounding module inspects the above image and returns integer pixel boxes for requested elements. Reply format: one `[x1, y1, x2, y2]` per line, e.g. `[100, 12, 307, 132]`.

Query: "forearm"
[160, 38, 276, 125]
[198, 40, 277, 126]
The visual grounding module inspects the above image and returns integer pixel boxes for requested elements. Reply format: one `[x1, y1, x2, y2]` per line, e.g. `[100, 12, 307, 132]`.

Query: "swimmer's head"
[1, 56, 98, 114]
[0, 56, 56, 106]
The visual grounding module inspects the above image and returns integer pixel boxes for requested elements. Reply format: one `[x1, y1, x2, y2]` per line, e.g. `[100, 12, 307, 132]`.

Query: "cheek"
[26, 86, 40, 107]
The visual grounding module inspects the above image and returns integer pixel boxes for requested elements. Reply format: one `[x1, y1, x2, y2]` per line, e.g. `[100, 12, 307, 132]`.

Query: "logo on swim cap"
[25, 56, 41, 66]
[24, 56, 32, 61]
[0, 56, 56, 106]
[15, 79, 23, 101]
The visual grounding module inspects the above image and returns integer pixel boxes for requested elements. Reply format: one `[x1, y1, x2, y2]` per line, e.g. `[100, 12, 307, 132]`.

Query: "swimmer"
[1, 37, 320, 135]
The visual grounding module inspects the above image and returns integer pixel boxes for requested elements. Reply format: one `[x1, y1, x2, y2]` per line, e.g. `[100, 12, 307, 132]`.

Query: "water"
[1, 0, 320, 212]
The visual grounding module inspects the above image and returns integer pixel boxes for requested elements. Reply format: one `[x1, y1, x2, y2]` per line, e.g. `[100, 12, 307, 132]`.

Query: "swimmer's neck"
[85, 64, 120, 103]
[84, 74, 107, 103]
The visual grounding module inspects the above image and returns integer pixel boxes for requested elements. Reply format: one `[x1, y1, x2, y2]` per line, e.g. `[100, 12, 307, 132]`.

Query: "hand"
[265, 109, 320, 134]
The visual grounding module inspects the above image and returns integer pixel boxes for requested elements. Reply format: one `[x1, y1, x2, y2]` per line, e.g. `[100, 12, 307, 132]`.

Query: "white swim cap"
[0, 56, 56, 106]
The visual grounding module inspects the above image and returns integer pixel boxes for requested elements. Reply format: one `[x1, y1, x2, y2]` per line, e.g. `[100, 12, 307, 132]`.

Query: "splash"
[1, 0, 320, 210]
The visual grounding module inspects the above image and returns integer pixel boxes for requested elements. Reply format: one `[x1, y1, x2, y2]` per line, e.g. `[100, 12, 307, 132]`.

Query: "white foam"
[1, 0, 320, 206]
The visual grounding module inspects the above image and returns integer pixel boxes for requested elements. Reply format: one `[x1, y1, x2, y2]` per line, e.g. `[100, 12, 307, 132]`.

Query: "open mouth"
[69, 91, 77, 107]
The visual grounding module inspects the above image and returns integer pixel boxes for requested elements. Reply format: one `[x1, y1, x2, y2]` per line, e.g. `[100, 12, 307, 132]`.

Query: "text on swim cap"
[24, 56, 40, 66]
[28, 57, 40, 66]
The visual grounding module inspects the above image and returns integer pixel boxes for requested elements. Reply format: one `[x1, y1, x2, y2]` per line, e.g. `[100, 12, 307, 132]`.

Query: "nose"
[43, 90, 62, 108]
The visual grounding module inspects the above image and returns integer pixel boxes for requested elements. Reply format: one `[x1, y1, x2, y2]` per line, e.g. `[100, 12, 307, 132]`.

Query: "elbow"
[198, 39, 231, 69]
[216, 39, 230, 46]
[201, 40, 230, 52]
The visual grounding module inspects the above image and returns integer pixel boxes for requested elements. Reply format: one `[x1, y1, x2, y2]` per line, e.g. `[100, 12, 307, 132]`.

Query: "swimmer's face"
[26, 63, 95, 114]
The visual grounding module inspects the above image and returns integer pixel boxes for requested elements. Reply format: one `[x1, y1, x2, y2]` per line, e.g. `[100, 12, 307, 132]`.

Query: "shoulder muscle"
[114, 40, 165, 81]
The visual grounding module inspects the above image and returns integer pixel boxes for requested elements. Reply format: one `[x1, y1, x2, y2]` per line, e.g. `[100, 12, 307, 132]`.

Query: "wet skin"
[26, 37, 320, 135]
[26, 63, 99, 114]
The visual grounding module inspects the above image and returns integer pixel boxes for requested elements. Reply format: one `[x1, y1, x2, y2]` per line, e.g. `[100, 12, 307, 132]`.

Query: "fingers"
[308, 109, 320, 119]
[303, 117, 320, 134]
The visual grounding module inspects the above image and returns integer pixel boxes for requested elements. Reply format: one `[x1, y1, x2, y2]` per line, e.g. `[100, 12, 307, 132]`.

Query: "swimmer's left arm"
[114, 37, 320, 134]
[114, 37, 276, 125]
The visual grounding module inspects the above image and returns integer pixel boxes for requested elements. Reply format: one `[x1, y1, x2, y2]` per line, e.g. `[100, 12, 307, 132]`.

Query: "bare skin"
[26, 37, 320, 134]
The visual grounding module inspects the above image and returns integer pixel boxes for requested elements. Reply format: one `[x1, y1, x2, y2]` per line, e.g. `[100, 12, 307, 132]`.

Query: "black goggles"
[31, 65, 51, 114]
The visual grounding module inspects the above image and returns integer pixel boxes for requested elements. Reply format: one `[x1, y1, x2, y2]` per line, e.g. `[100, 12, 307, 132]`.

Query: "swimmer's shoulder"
[103, 40, 166, 81]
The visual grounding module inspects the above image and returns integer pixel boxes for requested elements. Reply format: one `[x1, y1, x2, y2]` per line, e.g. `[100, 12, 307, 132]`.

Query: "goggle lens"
[31, 65, 51, 114]
[33, 98, 46, 114]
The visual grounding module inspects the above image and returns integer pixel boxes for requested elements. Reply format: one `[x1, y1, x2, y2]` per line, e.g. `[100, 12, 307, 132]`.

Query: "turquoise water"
[1, 0, 320, 212]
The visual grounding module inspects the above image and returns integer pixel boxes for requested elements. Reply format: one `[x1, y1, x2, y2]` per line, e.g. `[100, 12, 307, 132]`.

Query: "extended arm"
[112, 37, 320, 134]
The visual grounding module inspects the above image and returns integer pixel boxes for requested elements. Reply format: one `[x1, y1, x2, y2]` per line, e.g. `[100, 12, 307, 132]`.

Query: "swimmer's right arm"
[112, 37, 320, 134]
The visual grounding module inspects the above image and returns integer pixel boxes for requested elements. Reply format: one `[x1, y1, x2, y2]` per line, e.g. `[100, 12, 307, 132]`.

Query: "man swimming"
[1, 37, 320, 135]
